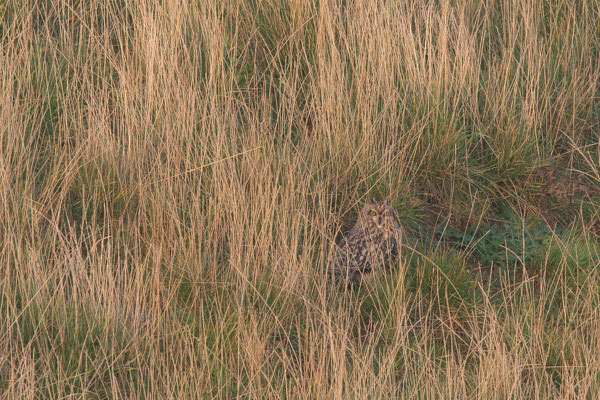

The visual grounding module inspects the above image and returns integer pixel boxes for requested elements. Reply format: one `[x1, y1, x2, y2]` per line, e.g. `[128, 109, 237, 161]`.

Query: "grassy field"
[1, 0, 600, 398]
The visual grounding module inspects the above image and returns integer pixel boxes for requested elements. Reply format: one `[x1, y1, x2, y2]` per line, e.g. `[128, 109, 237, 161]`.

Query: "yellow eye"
[370, 211, 377, 216]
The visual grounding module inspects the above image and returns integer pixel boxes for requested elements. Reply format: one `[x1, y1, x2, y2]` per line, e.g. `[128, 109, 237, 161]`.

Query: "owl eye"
[370, 211, 377, 216]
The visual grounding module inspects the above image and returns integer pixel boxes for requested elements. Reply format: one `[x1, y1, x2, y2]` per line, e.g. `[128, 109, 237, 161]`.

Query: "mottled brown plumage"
[333, 200, 403, 282]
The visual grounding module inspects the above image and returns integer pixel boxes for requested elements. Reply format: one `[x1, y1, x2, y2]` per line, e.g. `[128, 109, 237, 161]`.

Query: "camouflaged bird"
[333, 200, 403, 282]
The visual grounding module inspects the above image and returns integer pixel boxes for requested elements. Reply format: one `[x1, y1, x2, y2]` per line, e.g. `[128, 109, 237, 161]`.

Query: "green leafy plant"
[436, 215, 564, 266]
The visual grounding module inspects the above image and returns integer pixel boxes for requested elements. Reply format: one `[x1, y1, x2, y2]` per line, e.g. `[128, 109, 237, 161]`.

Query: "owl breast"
[333, 229, 400, 281]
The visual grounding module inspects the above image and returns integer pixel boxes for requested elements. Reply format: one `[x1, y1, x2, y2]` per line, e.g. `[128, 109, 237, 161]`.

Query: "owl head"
[358, 200, 401, 231]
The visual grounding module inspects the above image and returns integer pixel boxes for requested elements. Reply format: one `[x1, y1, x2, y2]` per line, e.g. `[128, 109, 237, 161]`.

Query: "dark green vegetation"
[1, 0, 600, 398]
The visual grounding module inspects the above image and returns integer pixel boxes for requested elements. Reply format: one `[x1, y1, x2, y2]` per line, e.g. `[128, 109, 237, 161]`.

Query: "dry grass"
[1, 0, 600, 398]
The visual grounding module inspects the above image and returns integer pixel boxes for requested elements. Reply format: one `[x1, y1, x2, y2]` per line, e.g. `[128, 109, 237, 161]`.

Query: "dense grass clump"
[1, 0, 600, 398]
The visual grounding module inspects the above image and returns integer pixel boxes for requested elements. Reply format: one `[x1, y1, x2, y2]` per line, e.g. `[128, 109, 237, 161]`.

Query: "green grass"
[1, 0, 600, 398]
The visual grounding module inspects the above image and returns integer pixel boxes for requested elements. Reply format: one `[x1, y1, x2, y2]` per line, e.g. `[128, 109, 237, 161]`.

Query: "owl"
[333, 200, 403, 282]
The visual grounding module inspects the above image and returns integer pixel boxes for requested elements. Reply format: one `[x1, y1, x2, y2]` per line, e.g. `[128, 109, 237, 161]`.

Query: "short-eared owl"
[333, 200, 403, 282]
